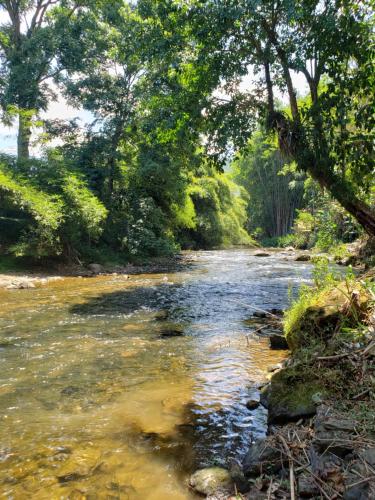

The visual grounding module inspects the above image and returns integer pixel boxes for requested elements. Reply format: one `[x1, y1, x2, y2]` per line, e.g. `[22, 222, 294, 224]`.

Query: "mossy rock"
[260, 368, 328, 424]
[285, 284, 369, 351]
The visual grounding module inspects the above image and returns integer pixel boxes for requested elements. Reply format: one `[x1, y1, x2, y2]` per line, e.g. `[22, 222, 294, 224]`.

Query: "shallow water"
[0, 249, 312, 499]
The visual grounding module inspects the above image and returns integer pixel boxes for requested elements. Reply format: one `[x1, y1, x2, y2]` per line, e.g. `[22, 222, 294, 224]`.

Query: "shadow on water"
[69, 283, 183, 317]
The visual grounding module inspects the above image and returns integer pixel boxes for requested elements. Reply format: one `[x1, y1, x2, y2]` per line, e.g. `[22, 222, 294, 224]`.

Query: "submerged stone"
[159, 323, 184, 338]
[246, 399, 260, 410]
[189, 467, 233, 496]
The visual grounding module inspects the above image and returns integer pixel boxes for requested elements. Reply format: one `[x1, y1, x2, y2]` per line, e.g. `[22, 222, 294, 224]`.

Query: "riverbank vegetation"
[241, 260, 375, 499]
[0, 0, 374, 267]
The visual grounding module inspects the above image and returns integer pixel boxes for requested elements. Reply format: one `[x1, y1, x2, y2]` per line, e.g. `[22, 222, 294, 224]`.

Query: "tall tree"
[0, 0, 96, 160]
[190, 0, 375, 236]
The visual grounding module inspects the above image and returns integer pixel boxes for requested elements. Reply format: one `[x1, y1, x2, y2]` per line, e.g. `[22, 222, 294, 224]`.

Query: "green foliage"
[189, 0, 375, 236]
[121, 197, 178, 258]
[1, 0, 372, 263]
[184, 167, 255, 249]
[284, 258, 360, 350]
[0, 157, 108, 258]
[0, 162, 63, 255]
[60, 174, 108, 249]
[232, 131, 305, 240]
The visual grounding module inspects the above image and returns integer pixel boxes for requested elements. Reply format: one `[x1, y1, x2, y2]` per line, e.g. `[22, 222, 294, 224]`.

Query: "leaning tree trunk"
[17, 113, 31, 161]
[306, 160, 375, 237]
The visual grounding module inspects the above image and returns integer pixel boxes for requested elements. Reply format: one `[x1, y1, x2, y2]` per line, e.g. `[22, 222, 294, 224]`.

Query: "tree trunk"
[17, 113, 31, 160]
[307, 161, 375, 237]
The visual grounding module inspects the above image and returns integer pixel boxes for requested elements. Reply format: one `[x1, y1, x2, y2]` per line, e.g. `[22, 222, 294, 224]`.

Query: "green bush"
[0, 164, 63, 256]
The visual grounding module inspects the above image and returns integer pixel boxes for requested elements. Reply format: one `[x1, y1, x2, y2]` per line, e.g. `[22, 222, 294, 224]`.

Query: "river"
[0, 249, 312, 499]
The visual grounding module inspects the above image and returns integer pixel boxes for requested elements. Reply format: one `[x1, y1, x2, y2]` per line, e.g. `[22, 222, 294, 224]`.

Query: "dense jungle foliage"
[0, 0, 373, 263]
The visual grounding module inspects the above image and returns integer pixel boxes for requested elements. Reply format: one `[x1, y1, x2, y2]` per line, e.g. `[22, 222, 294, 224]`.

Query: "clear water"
[0, 249, 311, 499]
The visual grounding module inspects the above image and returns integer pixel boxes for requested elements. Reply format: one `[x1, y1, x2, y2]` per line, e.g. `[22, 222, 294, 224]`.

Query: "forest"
[0, 2, 375, 499]
[0, 0, 373, 264]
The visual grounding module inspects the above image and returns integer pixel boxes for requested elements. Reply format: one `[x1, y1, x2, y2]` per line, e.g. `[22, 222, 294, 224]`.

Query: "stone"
[343, 483, 371, 500]
[344, 456, 375, 499]
[88, 263, 103, 274]
[270, 308, 284, 315]
[154, 310, 169, 320]
[269, 334, 288, 350]
[295, 254, 311, 262]
[189, 467, 233, 496]
[360, 448, 375, 467]
[285, 284, 369, 351]
[246, 399, 260, 410]
[260, 369, 326, 424]
[229, 461, 249, 493]
[61, 386, 80, 397]
[313, 407, 357, 456]
[253, 311, 267, 318]
[243, 438, 284, 476]
[254, 251, 271, 257]
[159, 323, 184, 338]
[7, 281, 36, 289]
[298, 474, 320, 497]
[267, 363, 282, 373]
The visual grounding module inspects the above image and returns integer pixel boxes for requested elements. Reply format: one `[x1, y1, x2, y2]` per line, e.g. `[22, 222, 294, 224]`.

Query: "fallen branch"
[348, 475, 375, 488]
[289, 461, 296, 500]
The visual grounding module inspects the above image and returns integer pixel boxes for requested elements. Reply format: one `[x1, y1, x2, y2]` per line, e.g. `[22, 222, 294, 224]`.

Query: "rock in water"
[159, 323, 184, 338]
[246, 399, 260, 410]
[7, 281, 36, 289]
[269, 334, 289, 350]
[254, 251, 271, 257]
[189, 467, 233, 496]
[295, 254, 311, 261]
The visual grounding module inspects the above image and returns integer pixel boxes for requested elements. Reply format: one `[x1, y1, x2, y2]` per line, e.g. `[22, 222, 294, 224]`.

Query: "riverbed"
[0, 249, 312, 499]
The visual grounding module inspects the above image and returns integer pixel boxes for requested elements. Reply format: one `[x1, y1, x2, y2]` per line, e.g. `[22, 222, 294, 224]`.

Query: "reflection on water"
[0, 249, 311, 499]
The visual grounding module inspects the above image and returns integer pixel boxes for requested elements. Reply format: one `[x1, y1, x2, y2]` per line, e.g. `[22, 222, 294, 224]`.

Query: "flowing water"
[0, 249, 312, 499]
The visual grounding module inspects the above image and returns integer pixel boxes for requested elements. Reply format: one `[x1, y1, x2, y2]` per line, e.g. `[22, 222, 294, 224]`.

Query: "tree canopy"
[0, 0, 373, 262]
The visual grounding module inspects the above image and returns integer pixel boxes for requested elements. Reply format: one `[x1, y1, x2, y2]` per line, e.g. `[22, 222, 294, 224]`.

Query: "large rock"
[360, 448, 375, 467]
[343, 451, 375, 500]
[243, 438, 285, 476]
[285, 284, 369, 351]
[189, 467, 233, 496]
[260, 368, 326, 424]
[88, 263, 103, 274]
